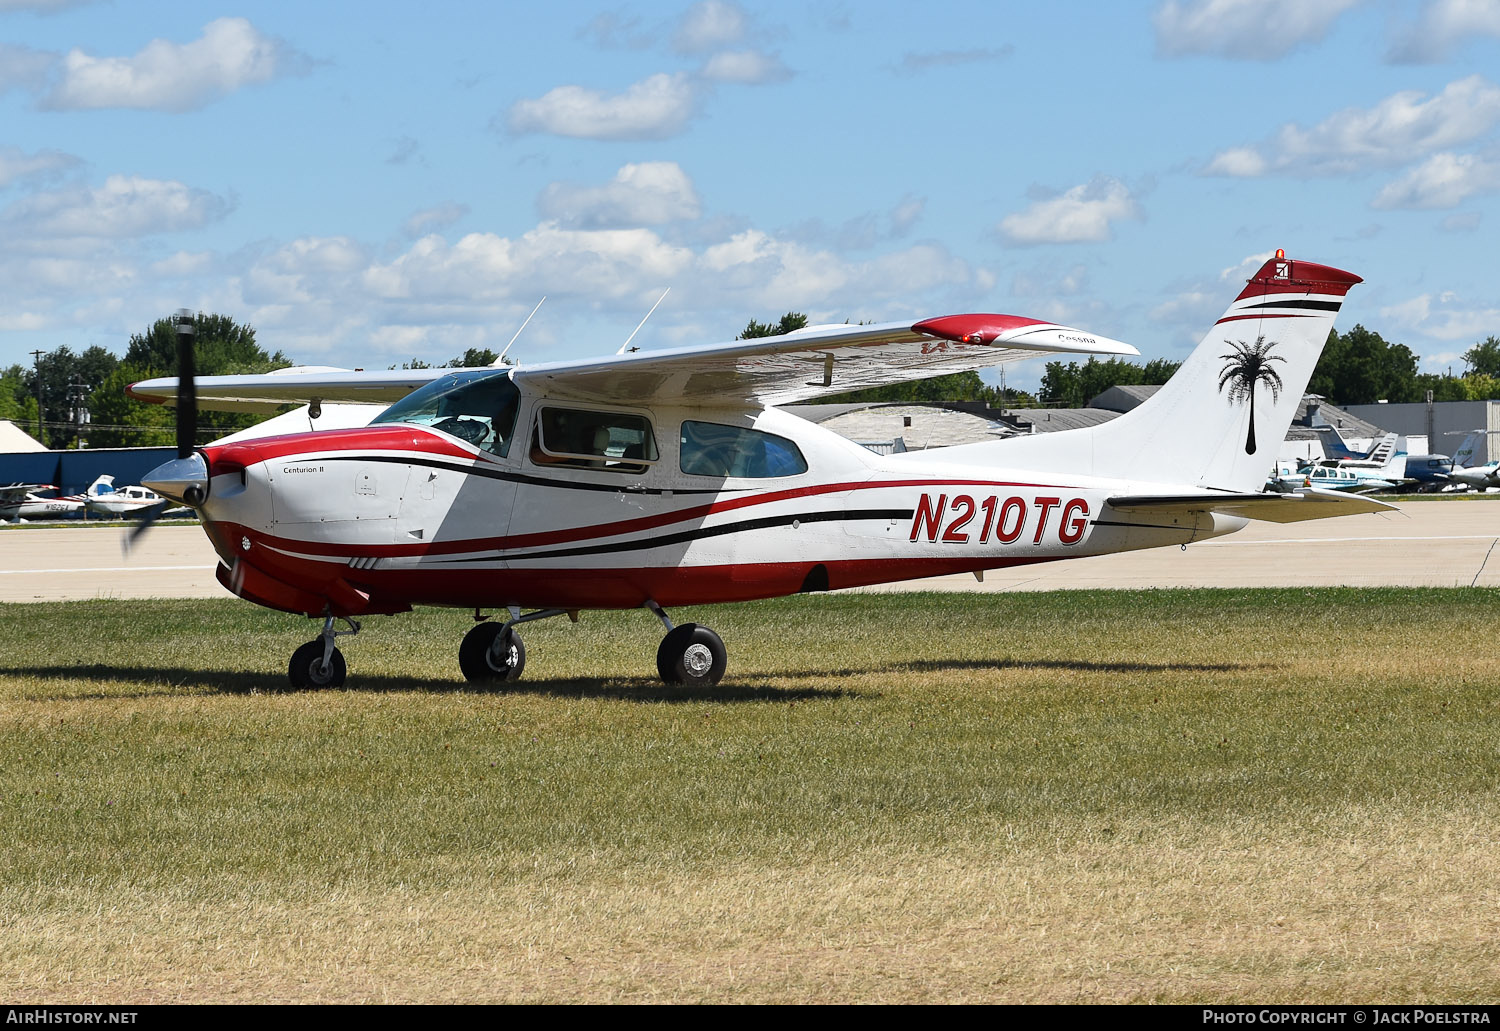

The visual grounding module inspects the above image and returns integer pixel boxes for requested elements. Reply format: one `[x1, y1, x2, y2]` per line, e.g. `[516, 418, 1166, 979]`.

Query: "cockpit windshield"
[370, 369, 520, 457]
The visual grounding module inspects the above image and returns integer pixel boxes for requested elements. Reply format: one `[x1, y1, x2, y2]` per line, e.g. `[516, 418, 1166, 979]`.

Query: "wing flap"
[1107, 490, 1397, 524]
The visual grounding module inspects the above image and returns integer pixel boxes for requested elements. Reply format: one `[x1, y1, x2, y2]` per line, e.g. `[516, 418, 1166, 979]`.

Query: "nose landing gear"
[288, 614, 360, 688]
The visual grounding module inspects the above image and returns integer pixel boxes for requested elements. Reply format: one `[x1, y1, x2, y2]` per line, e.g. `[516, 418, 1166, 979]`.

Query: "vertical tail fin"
[967, 255, 1361, 492]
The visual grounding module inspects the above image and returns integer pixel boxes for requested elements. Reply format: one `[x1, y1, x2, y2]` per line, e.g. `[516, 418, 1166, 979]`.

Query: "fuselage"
[186, 376, 1243, 618]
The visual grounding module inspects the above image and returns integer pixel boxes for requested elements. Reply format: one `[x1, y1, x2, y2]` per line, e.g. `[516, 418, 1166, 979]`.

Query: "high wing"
[128, 367, 452, 413]
[0, 483, 50, 504]
[127, 314, 1136, 412]
[513, 315, 1136, 406]
[1108, 490, 1397, 524]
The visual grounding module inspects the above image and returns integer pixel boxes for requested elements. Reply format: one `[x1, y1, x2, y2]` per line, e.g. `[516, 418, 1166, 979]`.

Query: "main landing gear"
[285, 604, 730, 689]
[455, 601, 728, 689]
[288, 614, 360, 689]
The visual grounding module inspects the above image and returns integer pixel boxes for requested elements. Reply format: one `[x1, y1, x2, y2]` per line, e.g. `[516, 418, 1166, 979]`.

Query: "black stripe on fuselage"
[447, 508, 915, 564]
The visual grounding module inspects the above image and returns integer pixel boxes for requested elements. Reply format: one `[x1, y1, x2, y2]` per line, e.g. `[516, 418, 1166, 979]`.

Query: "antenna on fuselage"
[617, 287, 670, 355]
[497, 295, 546, 365]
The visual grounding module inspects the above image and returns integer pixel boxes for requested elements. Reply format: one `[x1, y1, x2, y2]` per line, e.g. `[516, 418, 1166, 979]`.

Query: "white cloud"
[1441, 210, 1483, 231]
[402, 203, 468, 238]
[507, 72, 698, 141]
[1388, 0, 1500, 63]
[42, 17, 307, 112]
[0, 175, 231, 238]
[0, 43, 57, 97]
[1204, 75, 1500, 176]
[1154, 0, 1363, 60]
[1219, 251, 1277, 281]
[889, 195, 925, 236]
[674, 1, 749, 54]
[362, 226, 694, 304]
[539, 162, 701, 229]
[1380, 292, 1500, 340]
[1012, 264, 1090, 298]
[1203, 147, 1268, 177]
[896, 47, 1014, 74]
[997, 177, 1141, 246]
[0, 145, 79, 189]
[700, 50, 791, 84]
[1372, 152, 1500, 208]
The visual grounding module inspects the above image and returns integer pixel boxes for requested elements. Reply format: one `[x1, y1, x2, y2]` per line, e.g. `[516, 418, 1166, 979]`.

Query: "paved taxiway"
[0, 502, 1496, 603]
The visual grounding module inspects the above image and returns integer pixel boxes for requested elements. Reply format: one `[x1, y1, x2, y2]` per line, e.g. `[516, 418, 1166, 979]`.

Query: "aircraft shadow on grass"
[1, 664, 861, 703]
[2, 655, 1272, 703]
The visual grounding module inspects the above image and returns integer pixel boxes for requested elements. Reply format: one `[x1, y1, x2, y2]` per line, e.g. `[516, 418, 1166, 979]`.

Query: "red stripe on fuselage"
[240, 475, 1078, 560]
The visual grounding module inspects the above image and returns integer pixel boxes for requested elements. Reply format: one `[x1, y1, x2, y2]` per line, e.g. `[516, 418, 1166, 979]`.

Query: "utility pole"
[29, 349, 44, 445]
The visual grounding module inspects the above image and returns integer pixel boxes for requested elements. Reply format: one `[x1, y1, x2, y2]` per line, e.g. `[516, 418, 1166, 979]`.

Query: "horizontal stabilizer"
[1107, 490, 1396, 524]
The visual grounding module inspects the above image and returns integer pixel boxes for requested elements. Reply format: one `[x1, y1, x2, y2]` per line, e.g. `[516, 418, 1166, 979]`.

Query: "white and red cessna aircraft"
[131, 254, 1389, 689]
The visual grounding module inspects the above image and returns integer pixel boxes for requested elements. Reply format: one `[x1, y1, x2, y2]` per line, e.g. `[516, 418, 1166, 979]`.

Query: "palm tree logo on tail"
[1218, 336, 1285, 455]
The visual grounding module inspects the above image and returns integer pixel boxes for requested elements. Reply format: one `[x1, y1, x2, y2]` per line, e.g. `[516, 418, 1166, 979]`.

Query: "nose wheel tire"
[656, 624, 727, 687]
[289, 639, 347, 689]
[459, 622, 526, 685]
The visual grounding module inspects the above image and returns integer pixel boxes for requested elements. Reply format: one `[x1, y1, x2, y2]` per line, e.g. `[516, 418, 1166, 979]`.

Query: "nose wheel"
[288, 615, 358, 689]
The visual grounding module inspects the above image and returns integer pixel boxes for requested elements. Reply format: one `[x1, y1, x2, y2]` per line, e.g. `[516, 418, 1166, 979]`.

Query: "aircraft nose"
[142, 452, 209, 507]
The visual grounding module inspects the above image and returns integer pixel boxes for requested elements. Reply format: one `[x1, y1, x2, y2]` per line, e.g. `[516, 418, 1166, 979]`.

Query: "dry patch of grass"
[1, 589, 1498, 1002]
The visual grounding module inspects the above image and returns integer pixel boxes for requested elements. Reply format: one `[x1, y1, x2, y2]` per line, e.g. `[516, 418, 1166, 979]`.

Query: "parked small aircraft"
[1321, 425, 1452, 488]
[1272, 432, 1406, 492]
[130, 253, 1391, 689]
[0, 483, 73, 521]
[82, 476, 170, 518]
[0, 475, 118, 521]
[1445, 431, 1500, 491]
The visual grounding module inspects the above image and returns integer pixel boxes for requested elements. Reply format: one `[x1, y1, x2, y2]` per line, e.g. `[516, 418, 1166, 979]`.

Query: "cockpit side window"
[530, 406, 658, 474]
[370, 370, 520, 457]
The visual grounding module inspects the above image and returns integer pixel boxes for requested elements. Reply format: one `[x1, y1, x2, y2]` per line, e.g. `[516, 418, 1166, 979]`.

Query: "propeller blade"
[175, 309, 196, 459]
[121, 500, 170, 557]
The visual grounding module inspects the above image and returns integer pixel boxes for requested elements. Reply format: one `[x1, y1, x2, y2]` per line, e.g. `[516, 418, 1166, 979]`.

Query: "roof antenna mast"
[496, 295, 546, 365]
[617, 287, 670, 355]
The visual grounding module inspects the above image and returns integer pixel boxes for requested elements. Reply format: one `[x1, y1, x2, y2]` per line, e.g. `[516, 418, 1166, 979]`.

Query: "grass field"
[2, 589, 1497, 1003]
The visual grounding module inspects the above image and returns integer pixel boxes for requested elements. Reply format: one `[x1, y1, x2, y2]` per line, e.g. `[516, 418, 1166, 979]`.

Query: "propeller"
[127, 310, 207, 553]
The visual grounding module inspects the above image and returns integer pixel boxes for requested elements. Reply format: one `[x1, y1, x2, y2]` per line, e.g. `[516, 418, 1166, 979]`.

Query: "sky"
[2, 0, 1499, 392]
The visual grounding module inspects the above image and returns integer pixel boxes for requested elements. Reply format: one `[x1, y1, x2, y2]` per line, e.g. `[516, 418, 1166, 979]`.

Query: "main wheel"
[459, 622, 526, 685]
[289, 639, 346, 688]
[656, 624, 727, 687]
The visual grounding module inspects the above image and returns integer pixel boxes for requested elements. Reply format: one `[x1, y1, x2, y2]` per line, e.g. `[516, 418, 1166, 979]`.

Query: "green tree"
[124, 313, 288, 376]
[1462, 336, 1500, 377]
[1307, 325, 1419, 405]
[738, 312, 809, 339]
[20, 346, 120, 448]
[85, 363, 177, 448]
[1038, 356, 1181, 408]
[97, 312, 292, 446]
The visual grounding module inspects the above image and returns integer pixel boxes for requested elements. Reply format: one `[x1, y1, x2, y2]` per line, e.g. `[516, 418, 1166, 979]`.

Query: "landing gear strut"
[647, 601, 727, 687]
[288, 614, 360, 688]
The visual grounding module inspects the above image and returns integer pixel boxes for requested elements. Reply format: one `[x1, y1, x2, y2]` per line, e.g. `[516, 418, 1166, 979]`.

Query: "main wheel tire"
[459, 622, 526, 685]
[289, 639, 347, 688]
[656, 624, 727, 687]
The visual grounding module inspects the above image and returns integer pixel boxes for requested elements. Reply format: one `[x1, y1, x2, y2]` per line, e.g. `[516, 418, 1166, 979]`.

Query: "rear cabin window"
[679, 421, 808, 478]
[530, 407, 658, 473]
